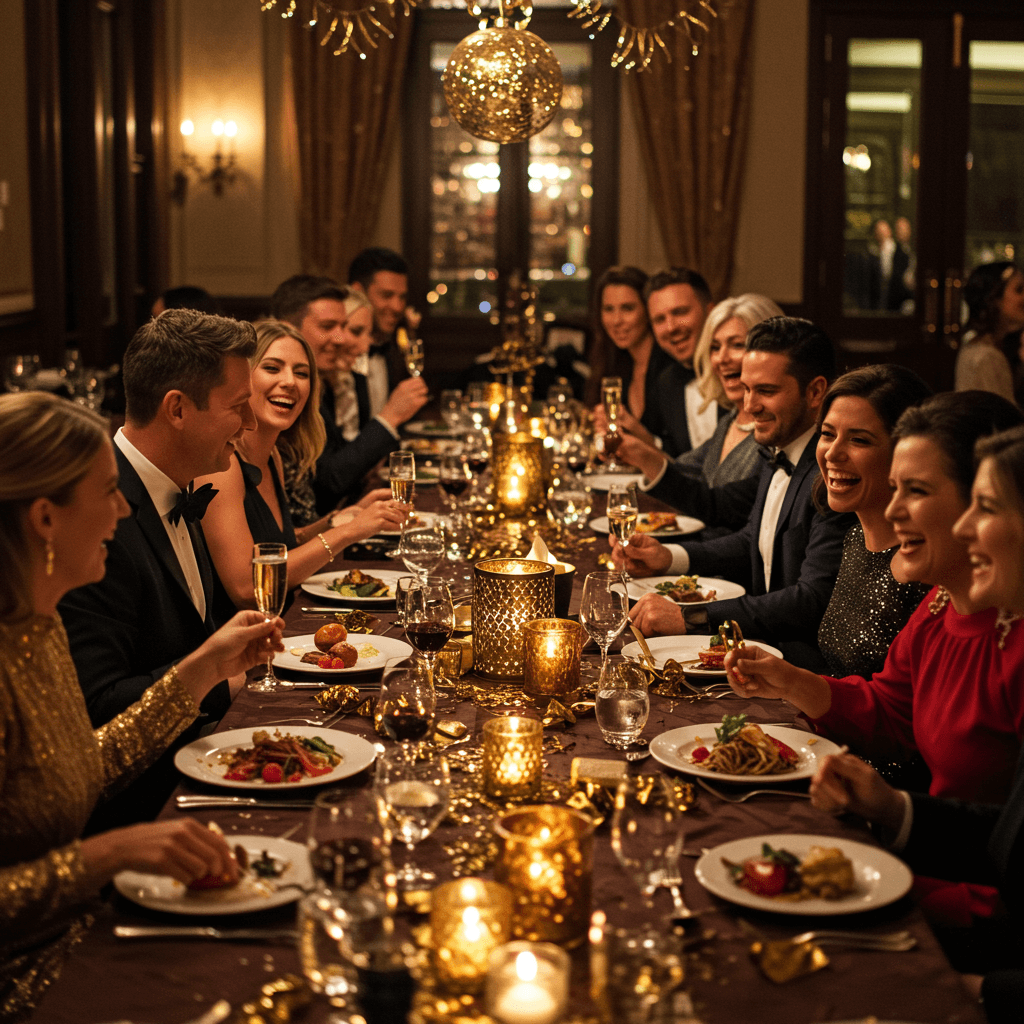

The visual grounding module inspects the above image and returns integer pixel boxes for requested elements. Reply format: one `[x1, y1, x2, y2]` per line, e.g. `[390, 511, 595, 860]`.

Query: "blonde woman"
[196, 320, 404, 610]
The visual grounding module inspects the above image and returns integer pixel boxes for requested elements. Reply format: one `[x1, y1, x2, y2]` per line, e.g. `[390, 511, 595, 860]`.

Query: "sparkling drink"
[391, 477, 415, 504]
[252, 554, 287, 617]
[607, 506, 638, 545]
[595, 687, 650, 748]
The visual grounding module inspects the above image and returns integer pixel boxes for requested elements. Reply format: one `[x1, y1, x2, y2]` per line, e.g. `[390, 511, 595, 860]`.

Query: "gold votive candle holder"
[430, 878, 513, 993]
[474, 558, 554, 680]
[485, 381, 509, 430]
[494, 805, 595, 945]
[483, 716, 543, 801]
[486, 941, 569, 1024]
[522, 619, 585, 700]
[492, 432, 548, 518]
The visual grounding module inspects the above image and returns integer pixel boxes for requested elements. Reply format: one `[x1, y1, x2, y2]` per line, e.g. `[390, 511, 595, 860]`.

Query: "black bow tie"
[369, 341, 390, 356]
[758, 446, 794, 475]
[168, 483, 218, 526]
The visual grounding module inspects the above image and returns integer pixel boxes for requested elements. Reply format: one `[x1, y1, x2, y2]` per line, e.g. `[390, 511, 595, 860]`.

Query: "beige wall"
[167, 0, 808, 303]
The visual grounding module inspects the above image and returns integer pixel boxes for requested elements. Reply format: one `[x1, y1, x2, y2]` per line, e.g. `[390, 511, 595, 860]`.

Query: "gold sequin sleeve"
[0, 842, 90, 941]
[95, 665, 200, 799]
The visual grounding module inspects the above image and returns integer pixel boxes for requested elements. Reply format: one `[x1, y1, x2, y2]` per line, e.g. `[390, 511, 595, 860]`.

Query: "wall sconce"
[171, 119, 238, 204]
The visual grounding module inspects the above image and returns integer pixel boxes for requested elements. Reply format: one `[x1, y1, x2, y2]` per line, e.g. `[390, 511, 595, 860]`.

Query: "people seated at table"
[725, 392, 1024, 803]
[613, 293, 784, 532]
[271, 274, 427, 518]
[348, 246, 418, 417]
[195, 319, 406, 610]
[814, 364, 933, 678]
[955, 261, 1024, 403]
[618, 316, 854, 668]
[0, 392, 285, 1021]
[584, 265, 673, 434]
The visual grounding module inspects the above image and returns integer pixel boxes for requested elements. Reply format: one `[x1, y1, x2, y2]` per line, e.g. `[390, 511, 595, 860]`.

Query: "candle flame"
[462, 905, 483, 942]
[515, 951, 538, 982]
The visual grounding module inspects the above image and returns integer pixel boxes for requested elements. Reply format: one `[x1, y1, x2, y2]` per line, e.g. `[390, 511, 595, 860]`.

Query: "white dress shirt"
[115, 429, 207, 620]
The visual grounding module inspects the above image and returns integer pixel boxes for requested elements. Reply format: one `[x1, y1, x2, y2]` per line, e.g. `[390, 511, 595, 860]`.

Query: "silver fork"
[694, 776, 811, 803]
[658, 862, 704, 920]
[789, 928, 916, 951]
[259, 709, 345, 728]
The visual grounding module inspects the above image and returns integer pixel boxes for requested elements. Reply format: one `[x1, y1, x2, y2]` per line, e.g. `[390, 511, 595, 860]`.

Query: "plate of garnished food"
[114, 830, 313, 915]
[620, 634, 779, 678]
[649, 715, 842, 783]
[175, 726, 377, 790]
[694, 834, 913, 915]
[625, 574, 746, 606]
[275, 626, 412, 674]
[590, 512, 705, 538]
[583, 472, 645, 491]
[404, 420, 459, 438]
[301, 568, 406, 604]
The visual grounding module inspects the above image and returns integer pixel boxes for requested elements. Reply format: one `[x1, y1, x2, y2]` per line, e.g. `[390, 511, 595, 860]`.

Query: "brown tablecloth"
[33, 485, 985, 1024]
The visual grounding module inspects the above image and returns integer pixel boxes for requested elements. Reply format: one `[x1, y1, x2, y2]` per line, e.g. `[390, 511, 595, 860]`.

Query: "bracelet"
[317, 532, 335, 561]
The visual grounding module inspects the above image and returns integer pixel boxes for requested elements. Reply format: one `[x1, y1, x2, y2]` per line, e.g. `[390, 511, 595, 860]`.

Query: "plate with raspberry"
[273, 632, 413, 675]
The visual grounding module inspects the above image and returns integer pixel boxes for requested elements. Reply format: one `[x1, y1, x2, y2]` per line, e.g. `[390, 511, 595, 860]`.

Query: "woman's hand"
[346, 498, 407, 541]
[809, 753, 906, 835]
[724, 646, 833, 717]
[629, 593, 687, 636]
[609, 532, 672, 576]
[81, 819, 240, 887]
[355, 487, 393, 509]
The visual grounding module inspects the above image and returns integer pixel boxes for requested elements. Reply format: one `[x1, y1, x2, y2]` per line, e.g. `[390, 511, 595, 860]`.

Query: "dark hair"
[585, 266, 651, 406]
[813, 364, 933, 511]
[270, 275, 349, 326]
[644, 267, 712, 307]
[123, 309, 257, 426]
[745, 316, 837, 390]
[963, 261, 1018, 336]
[892, 390, 1024, 501]
[160, 286, 218, 314]
[347, 248, 408, 288]
[974, 424, 1024, 513]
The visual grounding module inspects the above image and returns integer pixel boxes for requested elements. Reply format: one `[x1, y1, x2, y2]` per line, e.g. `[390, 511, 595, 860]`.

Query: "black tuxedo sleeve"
[902, 793, 1002, 888]
[313, 419, 400, 513]
[649, 462, 759, 532]
[678, 522, 756, 592]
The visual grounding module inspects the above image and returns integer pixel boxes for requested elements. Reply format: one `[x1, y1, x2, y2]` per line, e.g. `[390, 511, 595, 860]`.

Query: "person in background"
[725, 391, 1024, 803]
[195, 320, 404, 609]
[866, 218, 912, 312]
[348, 247, 420, 416]
[584, 266, 673, 433]
[0, 392, 284, 1021]
[955, 261, 1024, 403]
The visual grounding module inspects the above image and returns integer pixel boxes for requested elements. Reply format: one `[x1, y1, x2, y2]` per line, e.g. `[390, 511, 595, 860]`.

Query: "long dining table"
[33, 476, 985, 1024]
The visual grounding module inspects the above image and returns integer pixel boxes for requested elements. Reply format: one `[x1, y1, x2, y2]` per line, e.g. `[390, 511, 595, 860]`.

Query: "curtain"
[290, 13, 415, 280]
[619, 0, 756, 300]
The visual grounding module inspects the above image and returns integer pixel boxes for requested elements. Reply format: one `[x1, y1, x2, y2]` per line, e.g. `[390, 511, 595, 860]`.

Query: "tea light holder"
[522, 618, 585, 700]
[494, 805, 595, 945]
[482, 716, 543, 801]
[492, 432, 548, 518]
[473, 558, 554, 679]
[430, 878, 513, 993]
[486, 942, 569, 1024]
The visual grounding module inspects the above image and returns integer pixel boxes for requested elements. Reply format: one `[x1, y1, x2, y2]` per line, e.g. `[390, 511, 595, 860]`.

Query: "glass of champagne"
[389, 450, 416, 531]
[404, 337, 425, 378]
[402, 576, 454, 686]
[399, 523, 446, 581]
[579, 570, 629, 687]
[438, 451, 471, 512]
[378, 657, 435, 743]
[376, 743, 450, 890]
[250, 542, 288, 692]
[601, 376, 624, 468]
[606, 481, 639, 581]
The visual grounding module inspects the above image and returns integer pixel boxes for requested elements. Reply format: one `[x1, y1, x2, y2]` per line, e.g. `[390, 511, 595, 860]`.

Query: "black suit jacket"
[58, 447, 230, 727]
[679, 435, 855, 662]
[650, 461, 761, 533]
[646, 361, 697, 458]
[313, 372, 400, 514]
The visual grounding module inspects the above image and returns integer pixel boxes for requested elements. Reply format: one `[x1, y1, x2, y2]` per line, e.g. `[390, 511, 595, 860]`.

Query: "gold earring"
[45, 542, 55, 577]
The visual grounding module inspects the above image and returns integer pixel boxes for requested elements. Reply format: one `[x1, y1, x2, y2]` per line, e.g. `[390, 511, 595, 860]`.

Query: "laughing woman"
[196, 320, 405, 610]
[725, 391, 1024, 803]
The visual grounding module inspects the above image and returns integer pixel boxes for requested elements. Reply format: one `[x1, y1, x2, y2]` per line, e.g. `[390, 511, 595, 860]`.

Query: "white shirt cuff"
[639, 457, 669, 492]
[374, 414, 401, 441]
[666, 545, 689, 575]
[887, 790, 914, 852]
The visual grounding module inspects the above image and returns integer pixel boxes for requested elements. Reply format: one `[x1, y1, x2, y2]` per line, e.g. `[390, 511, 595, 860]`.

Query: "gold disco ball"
[443, 27, 563, 144]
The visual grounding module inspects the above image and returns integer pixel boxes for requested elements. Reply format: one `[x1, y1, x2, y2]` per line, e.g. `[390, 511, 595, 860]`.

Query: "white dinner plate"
[583, 472, 645, 491]
[624, 576, 747, 607]
[589, 513, 705, 538]
[375, 511, 439, 538]
[694, 833, 913, 915]
[301, 569, 406, 604]
[649, 723, 842, 783]
[114, 836, 313, 915]
[275, 633, 412, 675]
[404, 420, 459, 437]
[174, 726, 378, 791]
[620, 634, 780, 678]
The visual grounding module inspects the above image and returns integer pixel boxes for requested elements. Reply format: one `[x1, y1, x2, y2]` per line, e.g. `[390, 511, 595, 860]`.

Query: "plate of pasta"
[649, 717, 843, 783]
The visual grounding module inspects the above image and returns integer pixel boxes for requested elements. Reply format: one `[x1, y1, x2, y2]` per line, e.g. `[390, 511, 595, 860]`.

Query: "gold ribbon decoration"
[258, 0, 422, 56]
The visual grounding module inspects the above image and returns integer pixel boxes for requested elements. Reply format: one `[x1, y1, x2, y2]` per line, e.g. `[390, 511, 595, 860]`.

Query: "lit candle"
[430, 878, 512, 993]
[482, 716, 542, 800]
[487, 944, 568, 1024]
[522, 618, 585, 699]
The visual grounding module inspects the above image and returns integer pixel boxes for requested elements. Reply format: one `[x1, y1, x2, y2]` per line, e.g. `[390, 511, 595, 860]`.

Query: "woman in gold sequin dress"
[0, 392, 285, 1022]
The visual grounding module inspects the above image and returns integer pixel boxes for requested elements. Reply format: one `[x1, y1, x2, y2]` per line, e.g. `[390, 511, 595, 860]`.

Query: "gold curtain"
[619, 0, 756, 299]
[290, 15, 415, 279]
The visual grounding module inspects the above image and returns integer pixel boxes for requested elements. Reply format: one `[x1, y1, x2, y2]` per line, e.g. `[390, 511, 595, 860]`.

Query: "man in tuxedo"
[271, 275, 427, 514]
[616, 317, 854, 667]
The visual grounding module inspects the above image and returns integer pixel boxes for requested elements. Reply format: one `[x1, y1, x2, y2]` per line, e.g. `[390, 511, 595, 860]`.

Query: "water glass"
[579, 571, 629, 685]
[595, 665, 650, 750]
[400, 523, 446, 580]
[611, 776, 685, 906]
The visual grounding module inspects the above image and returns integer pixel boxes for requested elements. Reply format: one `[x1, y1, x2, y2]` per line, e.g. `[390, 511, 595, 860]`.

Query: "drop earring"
[45, 542, 55, 576]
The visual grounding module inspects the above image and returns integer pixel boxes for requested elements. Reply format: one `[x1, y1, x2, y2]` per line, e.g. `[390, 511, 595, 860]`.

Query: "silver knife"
[176, 795, 314, 810]
[115, 925, 297, 942]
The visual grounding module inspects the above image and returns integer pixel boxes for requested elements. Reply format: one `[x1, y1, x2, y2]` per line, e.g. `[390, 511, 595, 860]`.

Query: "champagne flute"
[438, 451, 471, 512]
[389, 450, 416, 531]
[376, 743, 450, 890]
[606, 481, 639, 581]
[378, 657, 436, 743]
[402, 576, 454, 687]
[601, 376, 624, 468]
[579, 570, 629, 687]
[404, 337, 425, 378]
[250, 542, 288, 692]
[399, 523, 445, 581]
